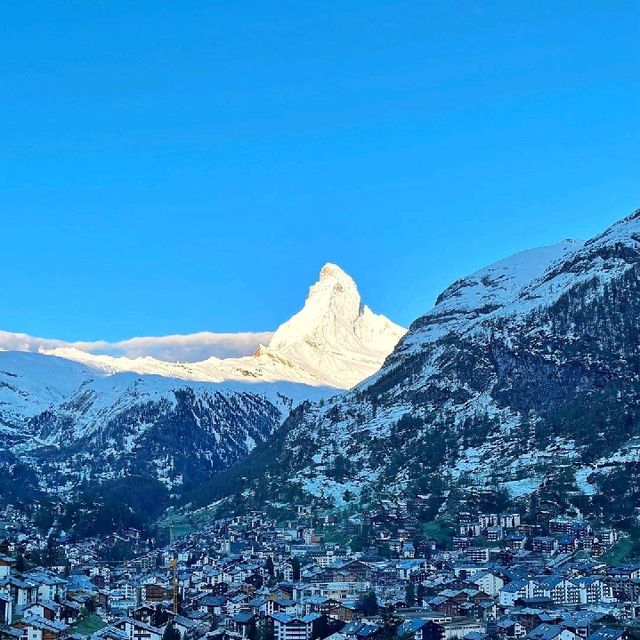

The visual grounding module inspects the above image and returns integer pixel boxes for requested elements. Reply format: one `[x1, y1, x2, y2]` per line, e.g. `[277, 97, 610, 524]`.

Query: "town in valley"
[1, 497, 639, 640]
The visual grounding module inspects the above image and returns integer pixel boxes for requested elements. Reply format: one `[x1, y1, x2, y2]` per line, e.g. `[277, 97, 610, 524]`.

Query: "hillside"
[203, 209, 640, 527]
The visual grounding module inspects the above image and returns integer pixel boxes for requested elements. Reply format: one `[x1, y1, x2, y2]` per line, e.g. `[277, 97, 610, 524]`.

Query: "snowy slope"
[0, 350, 332, 435]
[396, 240, 584, 353]
[0, 352, 95, 436]
[0, 349, 336, 500]
[13, 263, 405, 390]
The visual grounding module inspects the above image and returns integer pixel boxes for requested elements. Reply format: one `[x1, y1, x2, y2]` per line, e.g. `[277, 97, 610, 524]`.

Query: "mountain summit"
[3, 263, 405, 389]
[262, 263, 405, 387]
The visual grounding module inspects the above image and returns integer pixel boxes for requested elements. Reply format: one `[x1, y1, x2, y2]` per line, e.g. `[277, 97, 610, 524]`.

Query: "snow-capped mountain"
[7, 263, 404, 390]
[212, 209, 640, 525]
[0, 263, 402, 530]
[258, 263, 405, 388]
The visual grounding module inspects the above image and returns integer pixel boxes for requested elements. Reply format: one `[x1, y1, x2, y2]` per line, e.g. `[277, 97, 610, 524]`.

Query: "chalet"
[557, 536, 577, 554]
[327, 601, 357, 622]
[96, 618, 134, 640]
[531, 577, 580, 605]
[600, 530, 618, 546]
[303, 596, 334, 616]
[172, 614, 200, 638]
[505, 535, 527, 551]
[142, 583, 172, 604]
[421, 618, 485, 640]
[500, 515, 521, 529]
[495, 619, 526, 638]
[487, 527, 504, 542]
[498, 579, 529, 607]
[112, 618, 162, 640]
[465, 549, 490, 564]
[334, 561, 372, 581]
[265, 598, 298, 616]
[459, 525, 482, 538]
[269, 613, 322, 640]
[399, 618, 431, 640]
[453, 538, 472, 551]
[549, 520, 575, 535]
[23, 601, 62, 622]
[572, 576, 614, 604]
[469, 571, 504, 597]
[130, 606, 156, 626]
[12, 615, 69, 640]
[246, 597, 268, 618]
[230, 612, 257, 638]
[25, 571, 67, 602]
[58, 600, 81, 625]
[0, 627, 21, 640]
[586, 628, 626, 640]
[532, 538, 557, 554]
[516, 611, 559, 633]
[558, 612, 604, 639]
[1, 576, 39, 612]
[340, 622, 383, 640]
[526, 625, 577, 640]
[479, 515, 499, 529]
[196, 593, 227, 616]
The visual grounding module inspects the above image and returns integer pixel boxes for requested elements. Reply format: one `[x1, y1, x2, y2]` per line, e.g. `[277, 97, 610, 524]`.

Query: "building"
[269, 613, 322, 640]
[112, 618, 162, 640]
[421, 618, 485, 640]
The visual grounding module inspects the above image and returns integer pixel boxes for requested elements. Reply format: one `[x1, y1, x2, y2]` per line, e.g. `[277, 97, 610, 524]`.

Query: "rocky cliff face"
[222, 210, 640, 524]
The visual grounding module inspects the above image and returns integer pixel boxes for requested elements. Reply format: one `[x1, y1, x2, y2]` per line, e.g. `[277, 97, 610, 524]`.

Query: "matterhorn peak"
[318, 262, 355, 285]
[269, 263, 363, 351]
[266, 262, 406, 387]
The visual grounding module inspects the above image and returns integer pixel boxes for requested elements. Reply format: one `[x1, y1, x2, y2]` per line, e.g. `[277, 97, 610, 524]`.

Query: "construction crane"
[168, 557, 179, 614]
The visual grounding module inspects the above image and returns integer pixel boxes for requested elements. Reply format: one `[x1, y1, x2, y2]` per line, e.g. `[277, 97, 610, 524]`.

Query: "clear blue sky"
[1, 1, 638, 340]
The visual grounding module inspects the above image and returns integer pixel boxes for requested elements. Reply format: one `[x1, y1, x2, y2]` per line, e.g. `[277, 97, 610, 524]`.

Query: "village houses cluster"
[0, 504, 639, 640]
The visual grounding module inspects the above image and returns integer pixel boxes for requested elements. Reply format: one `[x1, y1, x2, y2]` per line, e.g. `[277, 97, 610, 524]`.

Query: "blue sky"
[1, 1, 638, 341]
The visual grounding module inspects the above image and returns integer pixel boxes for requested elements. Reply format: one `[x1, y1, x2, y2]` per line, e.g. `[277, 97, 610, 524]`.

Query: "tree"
[357, 590, 378, 616]
[311, 615, 328, 640]
[15, 554, 26, 573]
[256, 620, 274, 640]
[416, 583, 425, 606]
[162, 623, 181, 640]
[247, 618, 257, 640]
[154, 605, 170, 627]
[265, 556, 275, 578]
[405, 582, 415, 607]
[380, 604, 401, 640]
[291, 557, 301, 581]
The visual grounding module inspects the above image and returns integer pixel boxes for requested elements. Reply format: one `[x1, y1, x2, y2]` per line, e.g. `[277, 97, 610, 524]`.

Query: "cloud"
[0, 329, 273, 362]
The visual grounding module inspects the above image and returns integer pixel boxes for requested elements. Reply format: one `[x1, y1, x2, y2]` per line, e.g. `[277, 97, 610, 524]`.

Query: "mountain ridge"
[1, 263, 404, 390]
